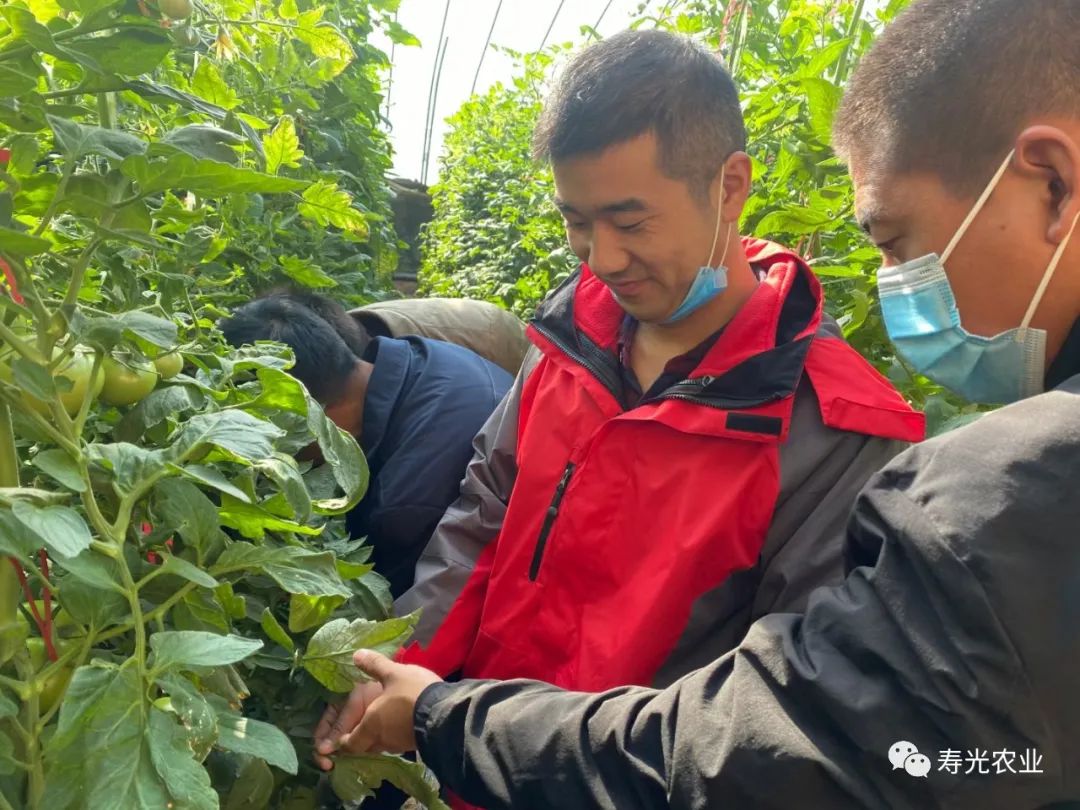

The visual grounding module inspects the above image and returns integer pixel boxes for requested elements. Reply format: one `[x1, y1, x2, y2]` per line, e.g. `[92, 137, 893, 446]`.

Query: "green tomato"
[101, 355, 158, 407]
[55, 348, 105, 415]
[171, 24, 199, 46]
[159, 0, 193, 18]
[25, 637, 73, 714]
[0, 345, 104, 417]
[17, 601, 83, 638]
[153, 351, 184, 380]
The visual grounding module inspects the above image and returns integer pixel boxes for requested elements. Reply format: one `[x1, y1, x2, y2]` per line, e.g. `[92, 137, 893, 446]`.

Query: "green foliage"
[421, 0, 979, 432]
[419, 51, 575, 319]
[0, 0, 445, 806]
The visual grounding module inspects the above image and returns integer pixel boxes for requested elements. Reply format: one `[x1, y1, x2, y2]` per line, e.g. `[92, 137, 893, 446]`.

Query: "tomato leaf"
[177, 463, 252, 504]
[32, 448, 87, 492]
[150, 630, 263, 671]
[66, 27, 172, 76]
[263, 115, 304, 175]
[12, 355, 55, 401]
[173, 410, 285, 462]
[301, 614, 417, 692]
[191, 59, 240, 111]
[298, 180, 369, 239]
[11, 501, 92, 558]
[87, 443, 168, 497]
[0, 225, 49, 256]
[209, 695, 299, 775]
[47, 115, 147, 162]
[117, 386, 205, 442]
[331, 754, 449, 809]
[260, 608, 294, 652]
[212, 542, 351, 597]
[159, 554, 219, 588]
[156, 673, 219, 761]
[121, 153, 307, 196]
[287, 593, 345, 634]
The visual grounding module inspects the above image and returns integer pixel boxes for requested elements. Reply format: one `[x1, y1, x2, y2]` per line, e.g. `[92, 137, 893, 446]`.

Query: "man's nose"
[588, 225, 631, 276]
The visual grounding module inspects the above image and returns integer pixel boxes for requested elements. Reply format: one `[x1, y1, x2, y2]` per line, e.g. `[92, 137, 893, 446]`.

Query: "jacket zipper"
[530, 322, 623, 403]
[528, 461, 576, 581]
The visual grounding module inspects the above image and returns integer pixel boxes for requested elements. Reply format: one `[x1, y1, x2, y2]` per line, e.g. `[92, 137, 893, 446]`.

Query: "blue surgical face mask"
[878, 150, 1080, 404]
[663, 173, 732, 324]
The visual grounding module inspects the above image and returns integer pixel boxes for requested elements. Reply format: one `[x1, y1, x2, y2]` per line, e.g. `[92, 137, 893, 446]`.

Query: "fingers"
[313, 651, 409, 769]
[314, 750, 335, 771]
[353, 648, 397, 683]
[313, 702, 340, 750]
[314, 683, 378, 759]
[313, 703, 341, 770]
[338, 711, 381, 756]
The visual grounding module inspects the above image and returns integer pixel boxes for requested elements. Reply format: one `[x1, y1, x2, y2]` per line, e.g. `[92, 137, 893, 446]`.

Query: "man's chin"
[614, 299, 670, 324]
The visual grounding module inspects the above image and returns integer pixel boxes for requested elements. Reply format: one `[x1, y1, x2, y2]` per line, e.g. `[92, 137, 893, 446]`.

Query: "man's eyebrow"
[600, 198, 648, 214]
[553, 198, 649, 216]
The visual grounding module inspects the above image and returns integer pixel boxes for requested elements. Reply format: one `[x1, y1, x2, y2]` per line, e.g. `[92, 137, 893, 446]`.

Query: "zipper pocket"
[528, 461, 576, 581]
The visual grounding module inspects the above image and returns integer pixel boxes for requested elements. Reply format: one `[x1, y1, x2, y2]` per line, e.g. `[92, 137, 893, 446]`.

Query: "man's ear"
[1015, 125, 1080, 244]
[713, 151, 752, 224]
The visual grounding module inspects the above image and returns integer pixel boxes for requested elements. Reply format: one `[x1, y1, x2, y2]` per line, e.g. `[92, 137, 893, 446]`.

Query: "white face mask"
[877, 149, 1080, 404]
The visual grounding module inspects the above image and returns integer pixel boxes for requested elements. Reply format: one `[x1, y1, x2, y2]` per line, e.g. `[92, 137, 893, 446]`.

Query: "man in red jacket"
[315, 4, 1080, 808]
[315, 27, 922, 772]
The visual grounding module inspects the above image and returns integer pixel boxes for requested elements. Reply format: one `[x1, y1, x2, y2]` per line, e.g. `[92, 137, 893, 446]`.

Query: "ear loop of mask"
[705, 168, 733, 271]
[1019, 208, 1080, 332]
[938, 147, 1080, 340]
[942, 149, 1017, 264]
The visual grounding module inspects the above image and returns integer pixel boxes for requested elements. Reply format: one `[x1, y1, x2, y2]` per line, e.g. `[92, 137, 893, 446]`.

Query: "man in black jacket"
[314, 2, 1080, 808]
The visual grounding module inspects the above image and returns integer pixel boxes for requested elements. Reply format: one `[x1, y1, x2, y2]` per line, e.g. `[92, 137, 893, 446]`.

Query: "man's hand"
[313, 649, 443, 769]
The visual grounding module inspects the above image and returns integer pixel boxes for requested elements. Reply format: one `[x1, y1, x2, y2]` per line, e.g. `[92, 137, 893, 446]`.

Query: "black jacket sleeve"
[414, 381, 1080, 810]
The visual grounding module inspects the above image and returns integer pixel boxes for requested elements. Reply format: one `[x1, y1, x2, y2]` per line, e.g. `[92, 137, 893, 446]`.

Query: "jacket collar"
[1047, 317, 1080, 390]
[361, 336, 411, 462]
[529, 238, 822, 410]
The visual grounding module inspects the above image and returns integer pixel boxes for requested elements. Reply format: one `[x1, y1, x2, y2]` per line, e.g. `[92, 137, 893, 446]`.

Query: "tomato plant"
[0, 0, 447, 806]
[419, 49, 575, 319]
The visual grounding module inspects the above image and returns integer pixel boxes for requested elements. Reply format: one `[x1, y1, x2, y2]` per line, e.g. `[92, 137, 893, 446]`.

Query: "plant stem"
[60, 235, 106, 320]
[0, 389, 80, 458]
[2, 254, 48, 324]
[834, 0, 866, 84]
[22, 687, 43, 810]
[0, 404, 18, 489]
[73, 351, 103, 436]
[42, 83, 127, 100]
[0, 405, 21, 635]
[120, 563, 147, 681]
[96, 92, 116, 130]
[31, 164, 74, 239]
[94, 581, 198, 646]
[0, 321, 44, 365]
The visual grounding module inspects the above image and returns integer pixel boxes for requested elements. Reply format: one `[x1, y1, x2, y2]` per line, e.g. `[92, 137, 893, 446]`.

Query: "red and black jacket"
[400, 238, 925, 693]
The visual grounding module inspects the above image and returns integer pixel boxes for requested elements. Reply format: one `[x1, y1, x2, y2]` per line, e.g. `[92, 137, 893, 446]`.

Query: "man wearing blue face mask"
[873, 152, 1079, 404]
[313, 29, 925, 794]
[307, 2, 1080, 809]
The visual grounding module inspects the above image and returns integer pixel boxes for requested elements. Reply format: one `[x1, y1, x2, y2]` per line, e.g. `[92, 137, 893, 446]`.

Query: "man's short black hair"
[834, 0, 1080, 193]
[533, 29, 746, 199]
[263, 287, 372, 357]
[219, 294, 359, 404]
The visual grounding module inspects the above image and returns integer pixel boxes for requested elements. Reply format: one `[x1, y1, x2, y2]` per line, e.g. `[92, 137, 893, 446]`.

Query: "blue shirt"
[345, 336, 512, 597]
